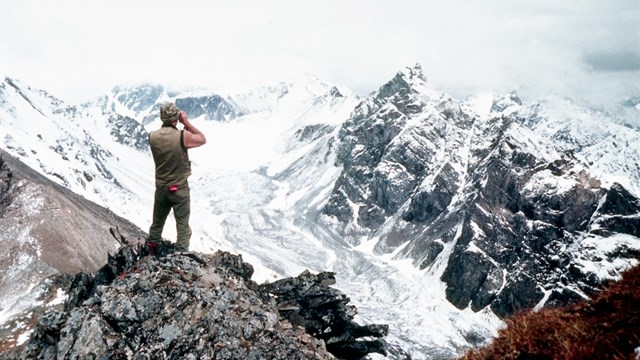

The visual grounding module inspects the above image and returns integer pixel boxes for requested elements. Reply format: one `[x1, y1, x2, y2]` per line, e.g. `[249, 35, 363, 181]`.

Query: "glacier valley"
[1, 65, 639, 359]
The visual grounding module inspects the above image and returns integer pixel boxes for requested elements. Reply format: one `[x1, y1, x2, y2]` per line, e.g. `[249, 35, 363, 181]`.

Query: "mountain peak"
[490, 90, 524, 114]
[390, 63, 428, 90]
[398, 63, 426, 82]
[373, 63, 441, 103]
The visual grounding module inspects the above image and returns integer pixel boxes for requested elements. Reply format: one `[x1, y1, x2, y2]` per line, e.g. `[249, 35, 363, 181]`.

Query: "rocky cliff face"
[323, 64, 640, 318]
[13, 240, 389, 360]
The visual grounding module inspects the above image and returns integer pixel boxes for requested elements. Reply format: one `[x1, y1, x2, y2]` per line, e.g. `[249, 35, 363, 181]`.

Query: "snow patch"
[571, 234, 640, 281]
[523, 169, 578, 195]
[16, 329, 34, 346]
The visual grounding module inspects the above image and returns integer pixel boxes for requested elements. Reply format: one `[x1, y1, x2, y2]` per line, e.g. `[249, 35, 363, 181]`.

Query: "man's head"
[160, 102, 181, 125]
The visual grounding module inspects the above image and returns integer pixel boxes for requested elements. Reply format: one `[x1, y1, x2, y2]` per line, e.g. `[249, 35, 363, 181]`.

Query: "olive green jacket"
[149, 125, 191, 186]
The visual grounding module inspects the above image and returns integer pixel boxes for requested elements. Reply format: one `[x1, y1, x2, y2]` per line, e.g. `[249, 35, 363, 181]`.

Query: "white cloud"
[0, 0, 638, 106]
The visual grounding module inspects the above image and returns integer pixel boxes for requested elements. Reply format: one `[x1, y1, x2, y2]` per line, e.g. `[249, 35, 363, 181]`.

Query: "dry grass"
[461, 265, 640, 360]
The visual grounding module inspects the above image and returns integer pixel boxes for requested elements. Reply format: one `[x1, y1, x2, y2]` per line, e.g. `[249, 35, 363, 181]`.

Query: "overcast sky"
[1, 0, 638, 107]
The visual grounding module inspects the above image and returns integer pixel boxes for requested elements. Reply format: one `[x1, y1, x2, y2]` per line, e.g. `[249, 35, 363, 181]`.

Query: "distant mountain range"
[1, 65, 638, 358]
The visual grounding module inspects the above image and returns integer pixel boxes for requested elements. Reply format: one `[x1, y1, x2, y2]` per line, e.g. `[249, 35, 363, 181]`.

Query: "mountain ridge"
[1, 65, 639, 358]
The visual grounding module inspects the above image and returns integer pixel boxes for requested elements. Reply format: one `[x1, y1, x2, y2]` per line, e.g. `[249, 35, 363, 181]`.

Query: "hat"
[160, 102, 181, 124]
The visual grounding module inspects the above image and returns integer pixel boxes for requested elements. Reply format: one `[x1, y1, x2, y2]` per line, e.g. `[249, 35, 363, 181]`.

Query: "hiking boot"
[174, 245, 189, 253]
[147, 241, 159, 257]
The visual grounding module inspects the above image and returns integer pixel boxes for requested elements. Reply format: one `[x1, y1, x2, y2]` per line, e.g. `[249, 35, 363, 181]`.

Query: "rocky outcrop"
[261, 271, 389, 359]
[106, 112, 149, 152]
[436, 135, 640, 317]
[17, 240, 389, 359]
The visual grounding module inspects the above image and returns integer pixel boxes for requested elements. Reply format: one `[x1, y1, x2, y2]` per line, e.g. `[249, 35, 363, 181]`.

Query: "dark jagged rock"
[62, 235, 149, 311]
[295, 124, 335, 143]
[260, 270, 389, 359]
[19, 240, 389, 359]
[460, 265, 640, 360]
[0, 154, 15, 214]
[325, 64, 440, 229]
[106, 113, 149, 152]
[589, 183, 640, 237]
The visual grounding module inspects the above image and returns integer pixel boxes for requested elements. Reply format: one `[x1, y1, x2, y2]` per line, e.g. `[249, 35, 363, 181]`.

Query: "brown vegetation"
[461, 265, 640, 360]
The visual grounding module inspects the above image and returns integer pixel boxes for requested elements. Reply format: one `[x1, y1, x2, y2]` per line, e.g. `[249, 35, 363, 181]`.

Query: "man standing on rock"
[146, 102, 206, 255]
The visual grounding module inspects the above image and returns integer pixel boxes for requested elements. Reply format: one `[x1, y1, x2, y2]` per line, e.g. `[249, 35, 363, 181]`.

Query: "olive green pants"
[147, 183, 191, 252]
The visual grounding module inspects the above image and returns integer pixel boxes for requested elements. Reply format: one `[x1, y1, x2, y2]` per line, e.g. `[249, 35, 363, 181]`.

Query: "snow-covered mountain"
[96, 84, 243, 125]
[0, 77, 151, 210]
[1, 66, 639, 359]
[94, 74, 351, 126]
[514, 96, 640, 194]
[322, 65, 640, 318]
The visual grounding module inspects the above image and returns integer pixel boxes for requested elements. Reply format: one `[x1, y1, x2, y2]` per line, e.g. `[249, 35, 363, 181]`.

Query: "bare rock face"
[260, 270, 389, 359]
[19, 242, 389, 360]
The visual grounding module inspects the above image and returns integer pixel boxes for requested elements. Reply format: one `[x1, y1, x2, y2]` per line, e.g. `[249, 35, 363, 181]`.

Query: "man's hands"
[179, 111, 207, 149]
[178, 111, 188, 125]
